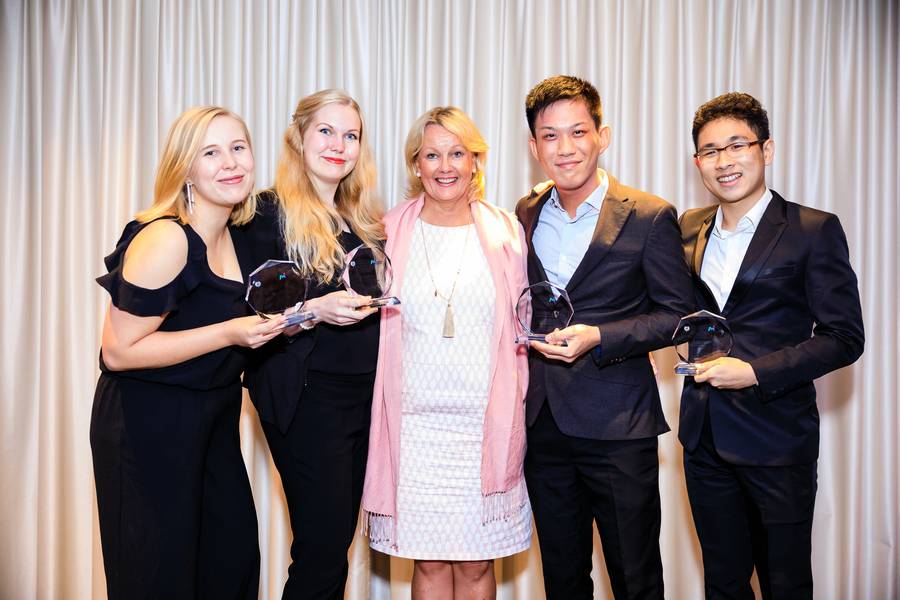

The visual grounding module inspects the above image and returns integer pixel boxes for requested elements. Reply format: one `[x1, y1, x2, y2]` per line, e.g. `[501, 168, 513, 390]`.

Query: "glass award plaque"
[341, 244, 400, 308]
[672, 310, 733, 375]
[245, 259, 315, 327]
[515, 281, 574, 345]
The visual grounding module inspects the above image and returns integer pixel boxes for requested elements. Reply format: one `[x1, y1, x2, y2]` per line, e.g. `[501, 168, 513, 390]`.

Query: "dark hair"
[525, 75, 602, 136]
[692, 92, 770, 149]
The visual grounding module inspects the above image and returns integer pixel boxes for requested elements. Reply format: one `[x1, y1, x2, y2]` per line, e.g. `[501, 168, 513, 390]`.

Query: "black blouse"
[96, 217, 252, 390]
[237, 191, 380, 432]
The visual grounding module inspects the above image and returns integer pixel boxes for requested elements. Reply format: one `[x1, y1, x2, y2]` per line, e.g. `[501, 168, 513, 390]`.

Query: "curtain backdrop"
[1, 1, 896, 598]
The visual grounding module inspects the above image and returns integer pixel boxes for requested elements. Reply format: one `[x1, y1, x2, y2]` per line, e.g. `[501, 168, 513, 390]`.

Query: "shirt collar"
[548, 169, 608, 216]
[712, 188, 772, 237]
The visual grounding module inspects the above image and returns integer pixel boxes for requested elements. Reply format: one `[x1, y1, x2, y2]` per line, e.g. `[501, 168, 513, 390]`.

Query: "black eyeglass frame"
[693, 138, 768, 161]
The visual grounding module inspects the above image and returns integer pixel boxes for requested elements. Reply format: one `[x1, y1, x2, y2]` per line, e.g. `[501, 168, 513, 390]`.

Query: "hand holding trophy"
[515, 281, 574, 346]
[341, 244, 401, 308]
[245, 259, 315, 327]
[672, 310, 734, 375]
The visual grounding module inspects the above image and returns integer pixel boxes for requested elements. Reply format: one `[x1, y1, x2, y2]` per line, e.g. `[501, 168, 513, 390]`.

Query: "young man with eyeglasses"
[515, 75, 693, 599]
[679, 92, 864, 599]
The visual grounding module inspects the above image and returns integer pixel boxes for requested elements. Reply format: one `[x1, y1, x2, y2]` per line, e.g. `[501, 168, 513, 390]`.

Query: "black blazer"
[678, 191, 864, 465]
[515, 175, 694, 440]
[233, 191, 317, 433]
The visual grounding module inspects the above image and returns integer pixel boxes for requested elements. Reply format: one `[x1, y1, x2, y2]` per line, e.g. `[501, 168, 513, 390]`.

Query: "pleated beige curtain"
[1, 0, 895, 598]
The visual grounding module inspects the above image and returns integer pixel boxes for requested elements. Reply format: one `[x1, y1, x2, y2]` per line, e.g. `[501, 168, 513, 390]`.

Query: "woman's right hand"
[306, 290, 378, 326]
[225, 314, 288, 348]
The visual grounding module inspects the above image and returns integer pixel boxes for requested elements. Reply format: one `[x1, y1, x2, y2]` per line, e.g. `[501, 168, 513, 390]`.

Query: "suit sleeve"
[593, 203, 695, 365]
[749, 214, 864, 400]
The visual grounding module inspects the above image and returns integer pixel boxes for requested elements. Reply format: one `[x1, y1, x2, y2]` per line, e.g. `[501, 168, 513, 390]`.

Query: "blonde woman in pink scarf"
[362, 107, 532, 599]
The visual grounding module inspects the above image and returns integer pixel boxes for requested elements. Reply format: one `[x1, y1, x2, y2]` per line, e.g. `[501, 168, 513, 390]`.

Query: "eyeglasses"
[693, 139, 767, 162]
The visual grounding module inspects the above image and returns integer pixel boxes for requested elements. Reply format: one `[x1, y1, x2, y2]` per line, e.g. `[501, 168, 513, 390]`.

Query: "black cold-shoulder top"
[96, 217, 253, 390]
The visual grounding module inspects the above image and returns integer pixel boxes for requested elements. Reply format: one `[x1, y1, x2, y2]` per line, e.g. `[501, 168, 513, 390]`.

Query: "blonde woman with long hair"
[240, 89, 384, 599]
[91, 106, 284, 599]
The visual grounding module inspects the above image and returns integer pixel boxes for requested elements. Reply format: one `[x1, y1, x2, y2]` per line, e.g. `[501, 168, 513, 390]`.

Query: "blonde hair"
[404, 106, 488, 202]
[137, 106, 257, 225]
[275, 89, 384, 283]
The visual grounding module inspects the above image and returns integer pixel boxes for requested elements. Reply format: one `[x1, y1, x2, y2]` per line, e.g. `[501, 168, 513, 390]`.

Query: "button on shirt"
[532, 170, 609, 289]
[701, 189, 772, 311]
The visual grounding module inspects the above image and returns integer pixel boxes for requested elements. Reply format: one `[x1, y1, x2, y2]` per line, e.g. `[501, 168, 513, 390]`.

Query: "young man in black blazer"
[516, 75, 693, 599]
[679, 92, 864, 599]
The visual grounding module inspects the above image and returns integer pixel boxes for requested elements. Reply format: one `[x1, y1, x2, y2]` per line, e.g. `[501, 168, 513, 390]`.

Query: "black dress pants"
[525, 402, 664, 600]
[684, 414, 817, 600]
[90, 376, 259, 600]
[261, 370, 373, 600]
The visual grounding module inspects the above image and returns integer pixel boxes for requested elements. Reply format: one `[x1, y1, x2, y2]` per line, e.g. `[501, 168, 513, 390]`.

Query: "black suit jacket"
[678, 191, 864, 465]
[515, 175, 694, 440]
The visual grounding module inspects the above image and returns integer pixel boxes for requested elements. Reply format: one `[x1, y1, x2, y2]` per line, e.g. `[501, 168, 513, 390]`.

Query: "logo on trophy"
[341, 244, 401, 308]
[672, 310, 734, 375]
[245, 259, 316, 327]
[515, 281, 574, 345]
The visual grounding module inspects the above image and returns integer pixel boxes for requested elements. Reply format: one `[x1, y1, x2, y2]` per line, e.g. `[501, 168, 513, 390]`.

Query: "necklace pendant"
[442, 303, 455, 338]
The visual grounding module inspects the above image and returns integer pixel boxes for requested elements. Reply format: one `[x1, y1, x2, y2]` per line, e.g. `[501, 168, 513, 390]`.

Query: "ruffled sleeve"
[96, 218, 204, 317]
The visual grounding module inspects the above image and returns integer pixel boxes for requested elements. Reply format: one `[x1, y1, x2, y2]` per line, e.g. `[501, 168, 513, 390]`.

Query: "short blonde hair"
[404, 106, 488, 202]
[137, 106, 257, 225]
[275, 89, 384, 283]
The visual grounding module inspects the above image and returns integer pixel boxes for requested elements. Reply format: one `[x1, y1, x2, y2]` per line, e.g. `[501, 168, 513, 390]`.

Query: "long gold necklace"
[419, 218, 471, 338]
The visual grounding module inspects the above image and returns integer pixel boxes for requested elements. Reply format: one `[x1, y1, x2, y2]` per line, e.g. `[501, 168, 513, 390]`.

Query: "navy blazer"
[678, 191, 864, 465]
[516, 175, 694, 440]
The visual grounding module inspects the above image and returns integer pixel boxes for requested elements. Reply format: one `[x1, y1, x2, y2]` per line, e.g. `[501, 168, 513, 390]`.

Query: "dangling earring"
[185, 182, 195, 215]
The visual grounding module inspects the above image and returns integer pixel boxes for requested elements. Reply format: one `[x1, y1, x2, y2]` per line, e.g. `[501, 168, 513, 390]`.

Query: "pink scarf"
[361, 195, 530, 548]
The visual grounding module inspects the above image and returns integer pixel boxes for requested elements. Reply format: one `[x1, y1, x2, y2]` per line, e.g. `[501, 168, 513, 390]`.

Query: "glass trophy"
[672, 310, 734, 375]
[341, 244, 401, 308]
[515, 281, 574, 345]
[245, 259, 315, 327]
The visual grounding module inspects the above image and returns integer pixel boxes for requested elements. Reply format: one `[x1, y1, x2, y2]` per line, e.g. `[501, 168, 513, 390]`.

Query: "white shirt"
[532, 170, 609, 289]
[700, 189, 773, 311]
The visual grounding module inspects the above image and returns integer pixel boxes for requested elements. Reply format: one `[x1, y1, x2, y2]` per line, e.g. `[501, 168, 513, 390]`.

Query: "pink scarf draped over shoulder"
[362, 195, 530, 548]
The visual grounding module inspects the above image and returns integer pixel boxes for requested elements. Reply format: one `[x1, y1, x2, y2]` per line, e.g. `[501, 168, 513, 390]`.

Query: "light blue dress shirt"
[701, 189, 773, 311]
[532, 170, 609, 289]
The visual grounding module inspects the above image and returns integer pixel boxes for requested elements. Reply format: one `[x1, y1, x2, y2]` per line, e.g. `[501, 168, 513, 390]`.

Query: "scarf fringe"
[481, 478, 529, 524]
[362, 510, 397, 547]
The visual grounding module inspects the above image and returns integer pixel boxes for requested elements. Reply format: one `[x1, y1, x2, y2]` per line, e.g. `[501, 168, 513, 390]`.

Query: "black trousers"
[525, 402, 664, 600]
[261, 370, 373, 600]
[684, 414, 817, 600]
[90, 376, 259, 600]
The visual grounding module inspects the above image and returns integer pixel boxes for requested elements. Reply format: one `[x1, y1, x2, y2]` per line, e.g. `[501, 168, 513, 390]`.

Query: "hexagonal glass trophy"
[515, 281, 574, 345]
[672, 310, 733, 375]
[245, 259, 315, 327]
[341, 244, 400, 308]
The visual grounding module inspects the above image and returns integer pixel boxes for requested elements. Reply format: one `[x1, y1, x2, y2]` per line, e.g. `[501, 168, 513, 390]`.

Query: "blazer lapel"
[520, 183, 553, 284]
[722, 192, 788, 315]
[565, 175, 633, 293]
[691, 208, 720, 311]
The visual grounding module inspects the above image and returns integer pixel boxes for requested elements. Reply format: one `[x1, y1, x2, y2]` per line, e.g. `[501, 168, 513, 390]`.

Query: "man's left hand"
[530, 324, 601, 363]
[692, 357, 758, 389]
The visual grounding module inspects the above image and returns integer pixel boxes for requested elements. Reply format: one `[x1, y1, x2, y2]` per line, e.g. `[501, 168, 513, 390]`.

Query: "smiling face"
[695, 117, 773, 210]
[415, 124, 475, 209]
[302, 102, 362, 191]
[529, 98, 610, 205]
[187, 115, 255, 209]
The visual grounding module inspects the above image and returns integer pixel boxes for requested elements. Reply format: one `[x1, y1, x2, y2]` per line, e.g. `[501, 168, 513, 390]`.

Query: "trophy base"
[365, 296, 401, 308]
[284, 311, 316, 327]
[515, 334, 568, 347]
[674, 362, 701, 376]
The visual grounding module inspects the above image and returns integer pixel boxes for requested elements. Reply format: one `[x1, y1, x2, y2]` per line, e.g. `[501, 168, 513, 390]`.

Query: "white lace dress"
[370, 220, 532, 560]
